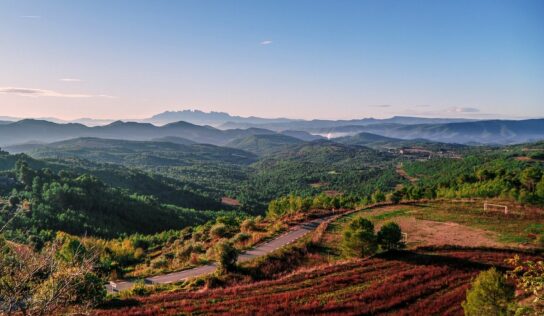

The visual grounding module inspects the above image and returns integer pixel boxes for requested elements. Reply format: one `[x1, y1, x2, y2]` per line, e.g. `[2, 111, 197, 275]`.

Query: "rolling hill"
[0, 119, 276, 147]
[29, 137, 257, 166]
[226, 134, 304, 155]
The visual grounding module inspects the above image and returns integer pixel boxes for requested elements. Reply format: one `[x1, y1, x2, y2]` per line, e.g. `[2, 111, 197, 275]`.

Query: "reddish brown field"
[221, 197, 241, 206]
[95, 248, 540, 316]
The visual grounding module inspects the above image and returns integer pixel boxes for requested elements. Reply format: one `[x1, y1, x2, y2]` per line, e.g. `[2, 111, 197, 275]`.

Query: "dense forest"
[2, 139, 543, 244]
[400, 143, 544, 204]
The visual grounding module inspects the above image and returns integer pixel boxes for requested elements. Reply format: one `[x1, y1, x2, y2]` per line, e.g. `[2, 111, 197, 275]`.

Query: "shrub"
[240, 219, 256, 233]
[151, 257, 168, 269]
[214, 240, 238, 274]
[233, 232, 251, 244]
[209, 223, 228, 239]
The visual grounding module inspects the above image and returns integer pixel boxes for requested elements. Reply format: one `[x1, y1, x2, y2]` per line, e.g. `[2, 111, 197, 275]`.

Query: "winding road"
[106, 217, 327, 292]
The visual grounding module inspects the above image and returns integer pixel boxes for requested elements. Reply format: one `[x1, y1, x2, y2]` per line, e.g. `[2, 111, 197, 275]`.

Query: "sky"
[0, 0, 543, 120]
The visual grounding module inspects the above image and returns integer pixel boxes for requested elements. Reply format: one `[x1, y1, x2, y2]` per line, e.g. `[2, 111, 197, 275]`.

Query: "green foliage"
[462, 268, 515, 316]
[377, 222, 403, 250]
[400, 147, 544, 205]
[56, 232, 87, 262]
[240, 142, 401, 212]
[267, 193, 357, 219]
[0, 159, 220, 239]
[342, 217, 377, 257]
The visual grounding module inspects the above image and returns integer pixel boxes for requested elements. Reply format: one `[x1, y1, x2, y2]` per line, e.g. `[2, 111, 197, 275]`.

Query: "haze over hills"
[1, 115, 543, 147]
[313, 119, 544, 144]
[0, 110, 474, 128]
[0, 119, 276, 147]
[217, 115, 475, 131]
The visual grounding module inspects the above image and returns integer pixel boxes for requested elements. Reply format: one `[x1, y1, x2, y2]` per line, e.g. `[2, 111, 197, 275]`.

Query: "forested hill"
[28, 137, 257, 166]
[226, 134, 304, 155]
[0, 151, 222, 240]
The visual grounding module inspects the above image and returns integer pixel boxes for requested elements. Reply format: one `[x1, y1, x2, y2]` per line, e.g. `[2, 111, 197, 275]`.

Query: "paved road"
[106, 217, 327, 292]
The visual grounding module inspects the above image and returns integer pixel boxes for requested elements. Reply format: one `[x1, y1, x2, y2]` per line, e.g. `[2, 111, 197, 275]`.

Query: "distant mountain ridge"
[317, 119, 544, 144]
[144, 110, 295, 126]
[1, 110, 474, 128]
[217, 116, 473, 131]
[0, 119, 277, 147]
[0, 115, 543, 148]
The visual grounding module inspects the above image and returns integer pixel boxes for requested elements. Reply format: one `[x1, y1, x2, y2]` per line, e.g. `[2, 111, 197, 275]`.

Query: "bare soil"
[221, 197, 241, 206]
[379, 217, 504, 248]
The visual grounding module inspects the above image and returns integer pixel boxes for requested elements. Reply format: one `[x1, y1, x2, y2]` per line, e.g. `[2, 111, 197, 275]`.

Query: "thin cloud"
[370, 104, 391, 108]
[448, 106, 480, 113]
[260, 40, 272, 45]
[20, 15, 41, 19]
[0, 87, 113, 98]
[415, 104, 431, 107]
[60, 78, 82, 82]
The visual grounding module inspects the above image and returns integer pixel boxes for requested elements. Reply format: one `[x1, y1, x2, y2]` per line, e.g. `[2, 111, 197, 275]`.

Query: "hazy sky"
[1, 0, 543, 120]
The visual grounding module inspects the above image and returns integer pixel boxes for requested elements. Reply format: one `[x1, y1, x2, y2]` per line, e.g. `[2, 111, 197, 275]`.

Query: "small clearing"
[221, 197, 241, 206]
[377, 217, 503, 248]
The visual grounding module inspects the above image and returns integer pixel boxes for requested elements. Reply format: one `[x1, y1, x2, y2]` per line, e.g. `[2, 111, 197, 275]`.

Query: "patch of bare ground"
[221, 197, 241, 206]
[379, 218, 504, 248]
[395, 163, 418, 183]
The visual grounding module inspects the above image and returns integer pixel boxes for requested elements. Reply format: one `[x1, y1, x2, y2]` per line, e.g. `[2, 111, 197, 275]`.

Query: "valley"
[1, 117, 543, 315]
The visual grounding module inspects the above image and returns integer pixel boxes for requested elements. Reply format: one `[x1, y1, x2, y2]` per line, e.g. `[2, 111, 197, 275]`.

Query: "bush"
[214, 240, 238, 274]
[462, 268, 515, 316]
[240, 219, 256, 233]
[377, 222, 404, 250]
[151, 257, 168, 269]
[232, 232, 251, 244]
[209, 223, 228, 239]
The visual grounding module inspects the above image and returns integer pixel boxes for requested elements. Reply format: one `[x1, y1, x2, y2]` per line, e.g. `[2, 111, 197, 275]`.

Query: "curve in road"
[107, 217, 327, 292]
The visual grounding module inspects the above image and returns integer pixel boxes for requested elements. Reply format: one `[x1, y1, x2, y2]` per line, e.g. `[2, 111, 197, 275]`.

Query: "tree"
[371, 190, 386, 204]
[462, 267, 515, 316]
[8, 195, 20, 207]
[214, 239, 238, 274]
[377, 222, 403, 250]
[536, 176, 544, 199]
[15, 160, 34, 186]
[521, 167, 542, 193]
[388, 190, 403, 204]
[342, 217, 377, 257]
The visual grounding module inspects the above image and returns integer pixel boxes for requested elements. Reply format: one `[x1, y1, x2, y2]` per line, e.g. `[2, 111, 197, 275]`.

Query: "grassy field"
[320, 201, 544, 261]
[409, 201, 543, 244]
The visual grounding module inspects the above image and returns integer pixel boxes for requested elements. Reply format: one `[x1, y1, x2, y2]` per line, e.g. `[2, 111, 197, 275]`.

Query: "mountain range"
[0, 110, 471, 127]
[0, 113, 543, 148]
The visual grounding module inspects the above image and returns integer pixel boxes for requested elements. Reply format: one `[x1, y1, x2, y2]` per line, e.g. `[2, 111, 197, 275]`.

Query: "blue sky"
[0, 0, 543, 120]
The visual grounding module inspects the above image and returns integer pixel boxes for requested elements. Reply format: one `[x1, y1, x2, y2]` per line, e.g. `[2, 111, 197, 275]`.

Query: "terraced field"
[95, 248, 540, 315]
